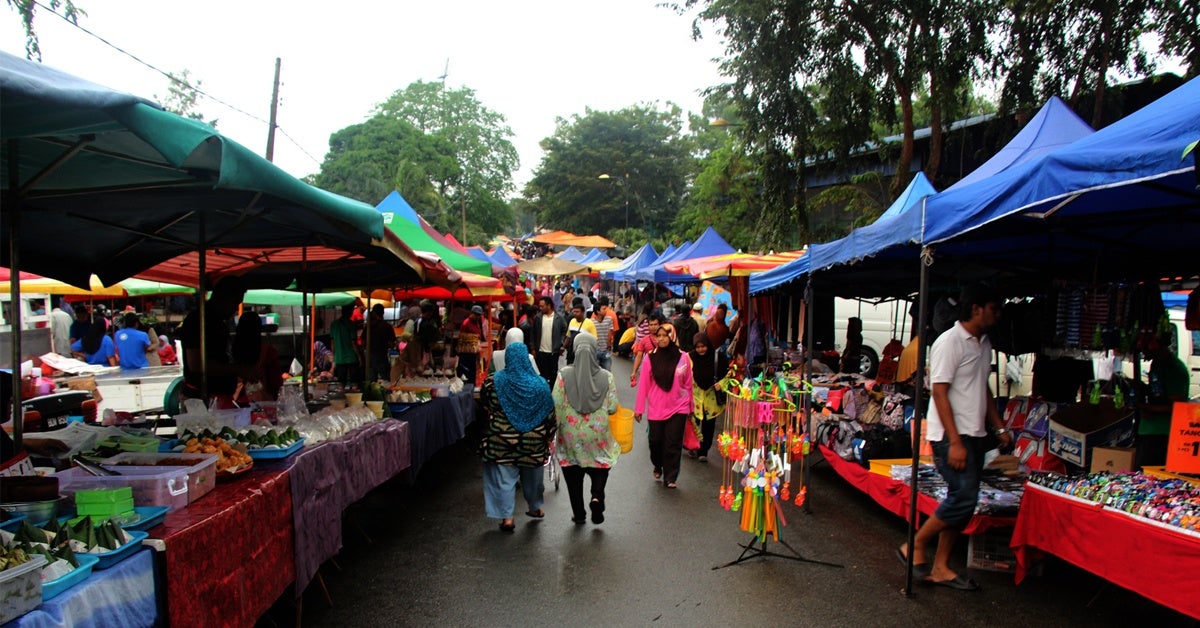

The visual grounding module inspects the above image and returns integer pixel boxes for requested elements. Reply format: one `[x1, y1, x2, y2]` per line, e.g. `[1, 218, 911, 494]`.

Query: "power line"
[31, 0, 325, 168]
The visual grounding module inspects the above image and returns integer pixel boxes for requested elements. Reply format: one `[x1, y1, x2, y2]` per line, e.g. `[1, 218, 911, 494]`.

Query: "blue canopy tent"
[489, 247, 518, 267]
[773, 96, 1095, 298]
[611, 243, 676, 282]
[636, 228, 735, 282]
[602, 242, 661, 281]
[806, 172, 938, 274]
[578, 248, 610, 264]
[925, 76, 1200, 284]
[946, 97, 1093, 191]
[466, 247, 493, 264]
[629, 242, 688, 282]
[748, 254, 811, 295]
[557, 246, 585, 262]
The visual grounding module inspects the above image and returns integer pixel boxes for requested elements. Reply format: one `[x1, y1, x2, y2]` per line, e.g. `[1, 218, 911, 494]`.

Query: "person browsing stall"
[71, 319, 117, 366]
[329, 304, 362, 386]
[526, 296, 567, 387]
[458, 305, 485, 386]
[114, 312, 153, 369]
[552, 332, 620, 525]
[362, 303, 396, 382]
[590, 303, 615, 371]
[898, 284, 1011, 591]
[478, 340, 557, 532]
[564, 298, 597, 365]
[1137, 331, 1191, 467]
[179, 275, 255, 406]
[633, 322, 693, 489]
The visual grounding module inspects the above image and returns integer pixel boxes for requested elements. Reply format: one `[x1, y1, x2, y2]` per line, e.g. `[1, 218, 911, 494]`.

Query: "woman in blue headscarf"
[479, 341, 557, 532]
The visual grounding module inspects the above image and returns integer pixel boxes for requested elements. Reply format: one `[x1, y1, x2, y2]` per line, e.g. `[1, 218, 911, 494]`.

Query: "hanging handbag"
[683, 419, 701, 450]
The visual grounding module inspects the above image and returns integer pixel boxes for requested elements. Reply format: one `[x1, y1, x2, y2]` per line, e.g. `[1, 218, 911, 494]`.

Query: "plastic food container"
[42, 554, 99, 601]
[0, 555, 47, 623]
[58, 453, 217, 511]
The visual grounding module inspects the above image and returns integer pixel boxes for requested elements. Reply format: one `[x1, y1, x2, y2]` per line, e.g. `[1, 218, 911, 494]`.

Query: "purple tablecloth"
[404, 389, 475, 478]
[261, 419, 411, 598]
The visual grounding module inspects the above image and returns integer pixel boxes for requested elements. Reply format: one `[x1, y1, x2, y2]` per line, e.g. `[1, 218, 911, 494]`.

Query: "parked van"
[832, 298, 908, 377]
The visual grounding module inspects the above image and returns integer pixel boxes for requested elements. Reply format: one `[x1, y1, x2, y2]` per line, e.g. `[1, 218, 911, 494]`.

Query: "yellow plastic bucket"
[609, 407, 635, 453]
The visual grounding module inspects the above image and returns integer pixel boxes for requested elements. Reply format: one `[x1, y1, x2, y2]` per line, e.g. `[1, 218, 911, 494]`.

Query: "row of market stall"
[0, 50, 520, 627]
[739, 79, 1199, 617]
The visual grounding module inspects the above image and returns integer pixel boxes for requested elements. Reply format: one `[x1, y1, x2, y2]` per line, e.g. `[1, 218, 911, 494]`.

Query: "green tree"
[313, 81, 518, 245]
[376, 81, 519, 241]
[526, 104, 695, 237]
[313, 115, 457, 211]
[153, 70, 216, 127]
[996, 0, 1153, 126]
[6, 0, 83, 60]
[672, 143, 760, 250]
[1151, 0, 1199, 77]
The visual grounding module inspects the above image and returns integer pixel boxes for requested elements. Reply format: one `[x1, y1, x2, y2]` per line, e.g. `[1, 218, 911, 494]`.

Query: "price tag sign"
[1165, 402, 1200, 474]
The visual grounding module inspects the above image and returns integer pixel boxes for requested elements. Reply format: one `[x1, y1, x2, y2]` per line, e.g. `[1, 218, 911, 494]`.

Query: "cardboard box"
[1089, 446, 1137, 474]
[1166, 402, 1200, 475]
[1047, 401, 1135, 468]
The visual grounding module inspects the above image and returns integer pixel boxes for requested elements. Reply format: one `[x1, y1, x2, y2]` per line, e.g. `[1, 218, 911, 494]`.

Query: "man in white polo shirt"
[898, 284, 1011, 591]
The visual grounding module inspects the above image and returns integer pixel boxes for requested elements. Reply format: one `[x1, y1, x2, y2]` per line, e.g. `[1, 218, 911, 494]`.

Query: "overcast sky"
[1, 1, 729, 192]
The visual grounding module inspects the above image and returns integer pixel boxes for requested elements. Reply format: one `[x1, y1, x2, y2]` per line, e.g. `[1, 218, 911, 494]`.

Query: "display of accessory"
[1028, 471, 1200, 532]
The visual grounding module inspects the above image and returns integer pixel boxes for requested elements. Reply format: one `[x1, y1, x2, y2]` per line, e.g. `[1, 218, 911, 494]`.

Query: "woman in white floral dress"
[552, 332, 620, 524]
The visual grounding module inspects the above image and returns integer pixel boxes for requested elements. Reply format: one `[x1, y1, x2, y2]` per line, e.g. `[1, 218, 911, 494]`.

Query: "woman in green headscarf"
[552, 332, 620, 525]
[479, 341, 557, 532]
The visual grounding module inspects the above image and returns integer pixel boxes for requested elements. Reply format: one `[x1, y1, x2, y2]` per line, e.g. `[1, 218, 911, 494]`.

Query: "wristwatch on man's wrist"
[994, 427, 1009, 435]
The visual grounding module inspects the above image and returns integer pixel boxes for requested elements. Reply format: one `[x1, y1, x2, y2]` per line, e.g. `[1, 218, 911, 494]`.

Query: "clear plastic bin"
[0, 555, 47, 623]
[58, 453, 218, 510]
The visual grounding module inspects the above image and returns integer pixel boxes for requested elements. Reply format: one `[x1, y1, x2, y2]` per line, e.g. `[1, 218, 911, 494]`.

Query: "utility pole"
[461, 193, 467, 244]
[265, 57, 281, 162]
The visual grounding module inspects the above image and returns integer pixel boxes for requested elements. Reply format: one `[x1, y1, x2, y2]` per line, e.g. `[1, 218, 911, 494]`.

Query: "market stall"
[1012, 480, 1200, 619]
[11, 548, 158, 628]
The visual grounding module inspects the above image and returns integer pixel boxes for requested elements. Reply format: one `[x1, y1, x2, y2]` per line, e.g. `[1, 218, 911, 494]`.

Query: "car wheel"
[859, 347, 880, 378]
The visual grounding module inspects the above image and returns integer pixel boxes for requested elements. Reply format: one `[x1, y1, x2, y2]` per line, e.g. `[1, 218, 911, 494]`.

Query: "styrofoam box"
[58, 453, 218, 511]
[0, 555, 48, 623]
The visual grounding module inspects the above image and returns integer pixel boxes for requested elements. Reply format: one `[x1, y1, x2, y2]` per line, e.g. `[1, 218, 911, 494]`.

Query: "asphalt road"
[285, 357, 1195, 628]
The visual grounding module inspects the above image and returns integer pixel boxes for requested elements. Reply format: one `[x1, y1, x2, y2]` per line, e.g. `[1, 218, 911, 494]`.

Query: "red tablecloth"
[1011, 483, 1200, 619]
[817, 444, 1014, 535]
[148, 468, 294, 628]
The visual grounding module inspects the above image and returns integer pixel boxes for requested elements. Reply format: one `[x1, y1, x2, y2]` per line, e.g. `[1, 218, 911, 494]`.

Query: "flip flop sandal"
[525, 509, 545, 518]
[894, 548, 931, 580]
[665, 482, 678, 489]
[929, 574, 981, 591]
[499, 521, 516, 532]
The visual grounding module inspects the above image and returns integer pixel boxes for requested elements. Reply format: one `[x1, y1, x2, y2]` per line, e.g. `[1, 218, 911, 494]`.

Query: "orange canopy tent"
[528, 231, 617, 249]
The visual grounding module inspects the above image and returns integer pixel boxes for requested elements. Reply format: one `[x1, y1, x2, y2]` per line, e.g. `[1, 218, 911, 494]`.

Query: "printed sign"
[1166, 402, 1200, 474]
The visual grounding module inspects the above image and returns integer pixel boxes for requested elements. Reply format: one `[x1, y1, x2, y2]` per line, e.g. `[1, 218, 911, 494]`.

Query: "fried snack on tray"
[183, 437, 252, 472]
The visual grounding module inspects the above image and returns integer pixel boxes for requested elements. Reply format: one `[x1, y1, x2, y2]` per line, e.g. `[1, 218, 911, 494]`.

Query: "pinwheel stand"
[712, 393, 842, 571]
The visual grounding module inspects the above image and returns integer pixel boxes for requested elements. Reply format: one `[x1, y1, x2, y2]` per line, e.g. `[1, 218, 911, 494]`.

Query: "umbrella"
[0, 267, 190, 296]
[517, 257, 589, 276]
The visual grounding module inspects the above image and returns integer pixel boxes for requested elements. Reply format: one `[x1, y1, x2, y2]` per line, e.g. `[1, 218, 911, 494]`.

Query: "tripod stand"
[713, 531, 844, 570]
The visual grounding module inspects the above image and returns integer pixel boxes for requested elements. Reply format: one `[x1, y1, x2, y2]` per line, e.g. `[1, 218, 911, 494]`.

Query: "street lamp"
[598, 173, 631, 229]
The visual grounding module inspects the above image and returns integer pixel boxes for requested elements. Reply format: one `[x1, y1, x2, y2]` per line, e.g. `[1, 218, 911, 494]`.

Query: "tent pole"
[365, 277, 373, 384]
[198, 216, 208, 402]
[7, 139, 24, 448]
[301, 246, 309, 402]
[802, 277, 814, 515]
[905, 245, 932, 597]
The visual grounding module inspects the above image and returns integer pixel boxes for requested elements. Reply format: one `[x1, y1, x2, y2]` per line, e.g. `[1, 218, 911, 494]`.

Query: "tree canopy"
[312, 81, 519, 245]
[525, 104, 695, 238]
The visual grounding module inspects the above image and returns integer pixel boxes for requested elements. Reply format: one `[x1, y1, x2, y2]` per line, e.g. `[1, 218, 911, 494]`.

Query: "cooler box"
[1047, 401, 1135, 468]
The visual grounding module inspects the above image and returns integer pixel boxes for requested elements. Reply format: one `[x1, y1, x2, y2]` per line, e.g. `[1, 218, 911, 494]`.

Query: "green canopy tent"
[0, 52, 432, 442]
